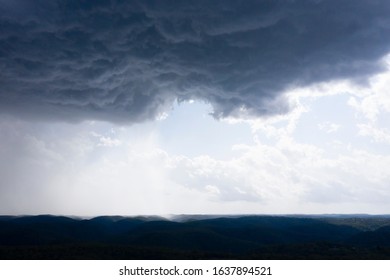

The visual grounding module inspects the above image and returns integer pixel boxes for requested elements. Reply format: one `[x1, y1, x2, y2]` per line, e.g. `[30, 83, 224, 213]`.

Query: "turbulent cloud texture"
[1, 0, 390, 122]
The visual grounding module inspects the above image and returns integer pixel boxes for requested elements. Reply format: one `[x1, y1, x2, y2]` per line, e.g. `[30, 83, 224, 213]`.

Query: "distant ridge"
[2, 215, 390, 259]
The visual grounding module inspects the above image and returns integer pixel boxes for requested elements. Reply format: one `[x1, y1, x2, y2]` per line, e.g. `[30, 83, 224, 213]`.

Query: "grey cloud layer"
[1, 0, 390, 122]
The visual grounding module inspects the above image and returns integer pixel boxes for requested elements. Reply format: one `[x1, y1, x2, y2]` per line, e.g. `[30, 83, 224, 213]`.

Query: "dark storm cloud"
[1, 0, 390, 122]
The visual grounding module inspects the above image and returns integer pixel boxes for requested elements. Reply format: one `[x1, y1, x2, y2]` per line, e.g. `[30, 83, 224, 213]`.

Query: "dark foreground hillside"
[1, 215, 390, 259]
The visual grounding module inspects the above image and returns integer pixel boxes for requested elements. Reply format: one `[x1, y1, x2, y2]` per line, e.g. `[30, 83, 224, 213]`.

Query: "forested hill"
[2, 215, 390, 259]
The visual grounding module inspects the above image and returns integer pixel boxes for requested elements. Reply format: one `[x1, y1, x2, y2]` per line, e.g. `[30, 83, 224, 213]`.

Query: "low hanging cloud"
[1, 0, 390, 123]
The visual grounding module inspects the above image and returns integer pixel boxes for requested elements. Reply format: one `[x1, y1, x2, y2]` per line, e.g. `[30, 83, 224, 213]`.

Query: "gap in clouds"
[156, 101, 253, 159]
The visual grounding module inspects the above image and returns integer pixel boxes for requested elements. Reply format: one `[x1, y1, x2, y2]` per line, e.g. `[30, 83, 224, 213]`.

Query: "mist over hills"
[2, 215, 390, 259]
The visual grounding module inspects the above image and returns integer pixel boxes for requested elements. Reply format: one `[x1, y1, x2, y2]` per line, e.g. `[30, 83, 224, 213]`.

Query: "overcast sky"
[1, 0, 390, 216]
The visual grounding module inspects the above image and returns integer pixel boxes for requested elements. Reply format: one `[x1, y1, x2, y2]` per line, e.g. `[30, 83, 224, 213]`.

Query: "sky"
[1, 0, 390, 216]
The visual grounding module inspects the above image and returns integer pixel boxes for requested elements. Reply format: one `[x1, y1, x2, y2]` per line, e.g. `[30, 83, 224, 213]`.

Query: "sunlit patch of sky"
[156, 101, 254, 159]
